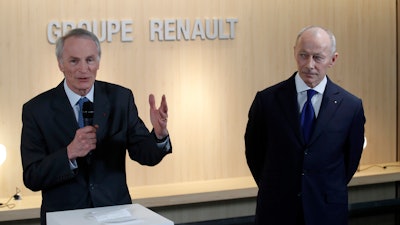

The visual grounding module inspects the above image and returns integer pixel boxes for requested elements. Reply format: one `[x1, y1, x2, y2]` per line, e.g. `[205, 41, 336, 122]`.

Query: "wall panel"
[0, 0, 396, 198]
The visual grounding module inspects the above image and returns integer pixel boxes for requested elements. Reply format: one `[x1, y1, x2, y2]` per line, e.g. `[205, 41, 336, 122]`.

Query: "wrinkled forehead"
[63, 36, 99, 58]
[295, 30, 332, 55]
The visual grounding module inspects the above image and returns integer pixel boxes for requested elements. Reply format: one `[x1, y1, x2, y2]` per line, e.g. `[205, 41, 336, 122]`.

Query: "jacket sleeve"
[21, 102, 76, 192]
[345, 99, 366, 183]
[245, 92, 266, 185]
[125, 91, 171, 166]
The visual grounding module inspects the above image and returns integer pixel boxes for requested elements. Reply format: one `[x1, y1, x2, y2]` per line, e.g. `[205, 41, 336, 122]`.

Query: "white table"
[46, 203, 174, 225]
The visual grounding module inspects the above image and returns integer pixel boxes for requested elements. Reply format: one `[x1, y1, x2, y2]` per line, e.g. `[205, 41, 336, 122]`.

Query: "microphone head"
[82, 101, 94, 119]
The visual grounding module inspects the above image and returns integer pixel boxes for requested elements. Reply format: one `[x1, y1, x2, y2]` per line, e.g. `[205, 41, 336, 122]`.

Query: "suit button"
[89, 183, 95, 190]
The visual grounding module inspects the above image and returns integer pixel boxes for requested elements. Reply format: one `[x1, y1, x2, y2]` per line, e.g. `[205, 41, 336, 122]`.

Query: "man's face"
[294, 29, 338, 88]
[58, 36, 99, 96]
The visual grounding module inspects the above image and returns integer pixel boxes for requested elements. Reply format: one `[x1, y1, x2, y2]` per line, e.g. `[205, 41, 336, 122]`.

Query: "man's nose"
[78, 61, 89, 72]
[306, 57, 315, 69]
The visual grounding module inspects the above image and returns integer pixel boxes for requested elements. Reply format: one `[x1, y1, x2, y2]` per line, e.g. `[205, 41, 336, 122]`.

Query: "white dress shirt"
[64, 80, 94, 170]
[295, 72, 327, 117]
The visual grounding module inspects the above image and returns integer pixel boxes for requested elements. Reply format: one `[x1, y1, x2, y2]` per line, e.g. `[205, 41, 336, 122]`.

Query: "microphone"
[82, 101, 94, 126]
[82, 101, 94, 163]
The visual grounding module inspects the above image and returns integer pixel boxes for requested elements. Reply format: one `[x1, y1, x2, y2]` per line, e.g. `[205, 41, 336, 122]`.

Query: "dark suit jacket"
[245, 74, 365, 225]
[21, 80, 171, 225]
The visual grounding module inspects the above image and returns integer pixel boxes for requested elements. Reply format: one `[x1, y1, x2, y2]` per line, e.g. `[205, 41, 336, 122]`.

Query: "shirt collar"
[64, 80, 94, 107]
[295, 72, 327, 94]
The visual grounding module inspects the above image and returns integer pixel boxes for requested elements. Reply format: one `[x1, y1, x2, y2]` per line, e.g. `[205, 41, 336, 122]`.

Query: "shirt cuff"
[69, 159, 78, 170]
[156, 135, 171, 152]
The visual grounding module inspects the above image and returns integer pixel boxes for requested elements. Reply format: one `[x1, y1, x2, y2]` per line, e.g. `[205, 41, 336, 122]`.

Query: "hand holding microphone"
[67, 101, 98, 160]
[82, 101, 96, 163]
[82, 101, 94, 127]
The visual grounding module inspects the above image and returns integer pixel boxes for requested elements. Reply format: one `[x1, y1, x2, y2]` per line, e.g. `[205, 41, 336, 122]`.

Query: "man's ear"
[58, 60, 64, 72]
[329, 52, 339, 67]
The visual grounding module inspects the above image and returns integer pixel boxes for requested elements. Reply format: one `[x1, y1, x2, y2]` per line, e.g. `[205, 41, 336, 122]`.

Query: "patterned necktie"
[77, 97, 89, 128]
[300, 89, 317, 143]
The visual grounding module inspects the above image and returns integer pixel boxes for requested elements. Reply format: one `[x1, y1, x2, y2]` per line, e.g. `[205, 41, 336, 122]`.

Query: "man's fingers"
[149, 94, 156, 109]
[161, 95, 168, 112]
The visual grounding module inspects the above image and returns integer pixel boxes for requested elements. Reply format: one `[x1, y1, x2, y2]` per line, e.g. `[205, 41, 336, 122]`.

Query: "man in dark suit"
[20, 28, 172, 225]
[245, 26, 365, 225]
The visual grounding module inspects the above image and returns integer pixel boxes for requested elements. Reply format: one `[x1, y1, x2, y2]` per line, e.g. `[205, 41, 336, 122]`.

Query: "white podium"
[46, 203, 174, 225]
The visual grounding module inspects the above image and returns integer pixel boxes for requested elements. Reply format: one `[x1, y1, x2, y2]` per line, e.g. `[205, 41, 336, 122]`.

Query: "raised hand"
[149, 94, 169, 139]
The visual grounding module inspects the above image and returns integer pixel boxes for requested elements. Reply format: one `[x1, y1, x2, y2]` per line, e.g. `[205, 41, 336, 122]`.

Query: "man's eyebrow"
[66, 56, 79, 59]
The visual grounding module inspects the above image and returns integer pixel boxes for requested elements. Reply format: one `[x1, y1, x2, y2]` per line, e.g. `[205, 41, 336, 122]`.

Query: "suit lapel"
[308, 78, 343, 144]
[51, 81, 111, 143]
[276, 75, 304, 143]
[93, 81, 111, 141]
[51, 81, 79, 142]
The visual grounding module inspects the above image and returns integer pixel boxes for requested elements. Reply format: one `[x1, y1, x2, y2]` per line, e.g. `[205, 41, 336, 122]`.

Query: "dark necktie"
[77, 97, 89, 128]
[300, 89, 317, 143]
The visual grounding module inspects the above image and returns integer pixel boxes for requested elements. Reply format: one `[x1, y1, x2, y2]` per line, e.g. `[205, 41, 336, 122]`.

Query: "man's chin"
[76, 85, 93, 95]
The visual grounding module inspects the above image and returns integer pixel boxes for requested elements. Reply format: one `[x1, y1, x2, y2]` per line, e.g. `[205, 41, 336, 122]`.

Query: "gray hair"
[55, 28, 101, 62]
[295, 25, 337, 55]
